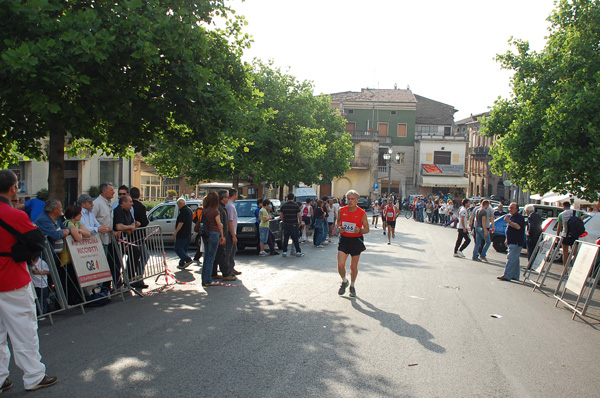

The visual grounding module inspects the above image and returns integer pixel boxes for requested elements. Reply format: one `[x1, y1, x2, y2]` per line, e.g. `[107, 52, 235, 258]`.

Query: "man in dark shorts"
[337, 190, 370, 297]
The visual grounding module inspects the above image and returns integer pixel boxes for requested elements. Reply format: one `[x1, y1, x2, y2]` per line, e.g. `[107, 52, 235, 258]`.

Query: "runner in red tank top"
[336, 190, 369, 297]
[383, 202, 398, 244]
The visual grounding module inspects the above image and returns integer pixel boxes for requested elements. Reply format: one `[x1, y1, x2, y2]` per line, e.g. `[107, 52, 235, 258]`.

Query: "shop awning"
[420, 175, 469, 188]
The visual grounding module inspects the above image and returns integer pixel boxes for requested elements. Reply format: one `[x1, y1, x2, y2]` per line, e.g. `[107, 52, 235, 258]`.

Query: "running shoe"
[338, 280, 349, 295]
[259, 251, 269, 256]
[349, 286, 356, 297]
[282, 252, 288, 257]
[296, 252, 305, 257]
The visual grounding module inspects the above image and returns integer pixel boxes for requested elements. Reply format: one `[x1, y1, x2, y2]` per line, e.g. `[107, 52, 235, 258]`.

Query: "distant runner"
[337, 190, 369, 297]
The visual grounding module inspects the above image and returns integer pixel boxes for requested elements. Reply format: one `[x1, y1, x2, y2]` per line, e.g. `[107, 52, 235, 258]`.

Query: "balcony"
[347, 130, 392, 144]
[415, 132, 468, 141]
[350, 157, 371, 169]
[468, 146, 490, 156]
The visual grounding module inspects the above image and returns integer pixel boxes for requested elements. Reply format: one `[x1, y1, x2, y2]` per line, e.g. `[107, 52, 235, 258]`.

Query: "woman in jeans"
[201, 192, 225, 287]
[313, 200, 327, 247]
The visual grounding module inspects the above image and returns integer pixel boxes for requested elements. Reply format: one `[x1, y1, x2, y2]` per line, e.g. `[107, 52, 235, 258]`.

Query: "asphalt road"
[6, 216, 600, 397]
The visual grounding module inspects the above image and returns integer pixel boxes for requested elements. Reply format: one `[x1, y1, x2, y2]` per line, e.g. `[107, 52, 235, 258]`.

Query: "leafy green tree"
[482, 0, 600, 201]
[0, 0, 253, 201]
[147, 60, 354, 195]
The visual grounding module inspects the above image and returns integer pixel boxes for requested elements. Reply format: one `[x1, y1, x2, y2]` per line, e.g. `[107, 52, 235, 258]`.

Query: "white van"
[293, 187, 318, 204]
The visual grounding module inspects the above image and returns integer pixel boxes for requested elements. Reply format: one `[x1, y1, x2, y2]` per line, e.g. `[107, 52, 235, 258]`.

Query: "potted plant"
[165, 189, 178, 201]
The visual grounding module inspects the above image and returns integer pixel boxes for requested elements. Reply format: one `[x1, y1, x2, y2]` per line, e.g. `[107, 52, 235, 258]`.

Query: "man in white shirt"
[92, 184, 124, 291]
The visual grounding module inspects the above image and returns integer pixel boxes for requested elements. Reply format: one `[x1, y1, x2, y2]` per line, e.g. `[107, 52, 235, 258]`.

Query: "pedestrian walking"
[453, 198, 471, 258]
[174, 198, 194, 270]
[337, 190, 369, 297]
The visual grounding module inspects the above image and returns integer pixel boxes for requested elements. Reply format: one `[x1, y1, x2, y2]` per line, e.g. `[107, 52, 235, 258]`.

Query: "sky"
[227, 0, 558, 121]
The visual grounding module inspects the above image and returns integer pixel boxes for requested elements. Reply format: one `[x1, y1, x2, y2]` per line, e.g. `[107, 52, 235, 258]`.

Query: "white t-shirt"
[30, 258, 49, 288]
[332, 203, 340, 220]
[457, 206, 468, 229]
[439, 203, 447, 215]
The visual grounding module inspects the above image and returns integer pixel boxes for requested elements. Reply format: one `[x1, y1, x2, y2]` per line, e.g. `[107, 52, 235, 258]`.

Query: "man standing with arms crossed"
[337, 190, 369, 297]
[0, 170, 57, 392]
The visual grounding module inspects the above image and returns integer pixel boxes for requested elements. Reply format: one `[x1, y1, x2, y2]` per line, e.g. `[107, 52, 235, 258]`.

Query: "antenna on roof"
[394, 83, 397, 90]
[407, 85, 410, 90]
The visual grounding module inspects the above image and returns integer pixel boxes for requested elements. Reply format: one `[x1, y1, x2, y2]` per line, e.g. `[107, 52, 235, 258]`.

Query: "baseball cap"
[77, 194, 94, 205]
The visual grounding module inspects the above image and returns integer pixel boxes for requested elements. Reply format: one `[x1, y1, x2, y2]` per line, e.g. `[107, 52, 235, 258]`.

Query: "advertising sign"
[565, 244, 598, 295]
[65, 235, 112, 287]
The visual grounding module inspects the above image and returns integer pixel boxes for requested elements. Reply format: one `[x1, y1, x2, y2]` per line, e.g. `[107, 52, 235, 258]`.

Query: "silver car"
[147, 199, 203, 246]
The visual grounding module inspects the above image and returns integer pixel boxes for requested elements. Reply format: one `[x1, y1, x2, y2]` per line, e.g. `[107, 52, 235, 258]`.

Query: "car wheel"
[493, 236, 507, 253]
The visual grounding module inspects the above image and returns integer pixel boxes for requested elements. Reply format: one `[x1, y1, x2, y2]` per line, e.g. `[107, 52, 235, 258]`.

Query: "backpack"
[193, 208, 203, 232]
[566, 210, 585, 243]
[302, 205, 309, 217]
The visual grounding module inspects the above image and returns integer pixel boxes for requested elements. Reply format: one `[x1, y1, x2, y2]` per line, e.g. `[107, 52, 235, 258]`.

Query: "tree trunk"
[232, 171, 239, 189]
[48, 121, 65, 203]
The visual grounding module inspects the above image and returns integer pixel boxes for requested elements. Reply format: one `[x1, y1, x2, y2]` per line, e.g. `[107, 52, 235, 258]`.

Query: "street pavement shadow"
[28, 277, 413, 397]
[349, 297, 446, 354]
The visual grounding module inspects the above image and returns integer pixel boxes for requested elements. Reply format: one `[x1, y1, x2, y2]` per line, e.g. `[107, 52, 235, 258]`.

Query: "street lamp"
[382, 148, 400, 199]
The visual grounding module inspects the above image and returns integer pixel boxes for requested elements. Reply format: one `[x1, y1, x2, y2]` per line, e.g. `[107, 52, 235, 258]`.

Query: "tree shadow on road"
[348, 297, 446, 354]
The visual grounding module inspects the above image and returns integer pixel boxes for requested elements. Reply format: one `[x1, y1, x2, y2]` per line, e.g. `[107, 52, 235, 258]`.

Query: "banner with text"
[66, 235, 112, 287]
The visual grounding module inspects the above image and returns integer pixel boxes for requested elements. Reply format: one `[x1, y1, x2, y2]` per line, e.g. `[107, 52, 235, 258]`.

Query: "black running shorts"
[338, 235, 366, 256]
[386, 220, 396, 228]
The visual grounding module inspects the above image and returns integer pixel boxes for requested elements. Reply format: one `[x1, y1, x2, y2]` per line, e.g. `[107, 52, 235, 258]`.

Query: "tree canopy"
[482, 0, 600, 201]
[147, 60, 354, 193]
[0, 0, 253, 200]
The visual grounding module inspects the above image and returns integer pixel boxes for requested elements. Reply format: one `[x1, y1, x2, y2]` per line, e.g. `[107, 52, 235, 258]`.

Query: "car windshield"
[234, 201, 258, 217]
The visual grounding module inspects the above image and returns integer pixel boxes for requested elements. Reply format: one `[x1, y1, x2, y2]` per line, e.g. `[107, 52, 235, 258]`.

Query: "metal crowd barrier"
[113, 225, 166, 295]
[30, 226, 166, 324]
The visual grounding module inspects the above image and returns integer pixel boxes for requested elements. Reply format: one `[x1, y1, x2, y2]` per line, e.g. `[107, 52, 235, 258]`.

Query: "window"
[8, 162, 26, 193]
[397, 123, 407, 137]
[99, 160, 118, 185]
[348, 109, 354, 114]
[378, 122, 388, 137]
[391, 110, 397, 115]
[345, 122, 356, 131]
[152, 204, 175, 220]
[444, 126, 451, 136]
[434, 151, 451, 165]
[247, 187, 257, 199]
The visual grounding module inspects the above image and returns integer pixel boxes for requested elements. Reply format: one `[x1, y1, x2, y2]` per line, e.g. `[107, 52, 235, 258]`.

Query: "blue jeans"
[503, 243, 521, 280]
[314, 219, 326, 246]
[202, 231, 220, 284]
[473, 227, 491, 259]
[283, 224, 301, 253]
[174, 236, 192, 266]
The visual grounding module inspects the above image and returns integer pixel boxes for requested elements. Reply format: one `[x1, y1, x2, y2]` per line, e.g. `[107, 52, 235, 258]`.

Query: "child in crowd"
[29, 255, 50, 314]
[444, 211, 458, 228]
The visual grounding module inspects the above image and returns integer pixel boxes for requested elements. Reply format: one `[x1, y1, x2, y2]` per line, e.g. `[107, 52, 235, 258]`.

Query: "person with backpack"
[192, 205, 204, 265]
[556, 201, 585, 265]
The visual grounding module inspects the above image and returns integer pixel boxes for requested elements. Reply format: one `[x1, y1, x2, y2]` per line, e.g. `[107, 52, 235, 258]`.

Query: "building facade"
[413, 95, 467, 197]
[329, 88, 417, 200]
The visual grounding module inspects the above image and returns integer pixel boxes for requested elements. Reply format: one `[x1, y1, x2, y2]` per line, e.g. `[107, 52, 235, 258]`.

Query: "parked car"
[541, 212, 597, 261]
[357, 196, 370, 210]
[233, 199, 282, 252]
[270, 199, 281, 213]
[147, 199, 203, 246]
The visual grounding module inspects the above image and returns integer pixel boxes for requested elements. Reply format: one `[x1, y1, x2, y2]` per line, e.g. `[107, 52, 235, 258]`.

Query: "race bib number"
[342, 221, 357, 233]
[387, 212, 394, 218]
